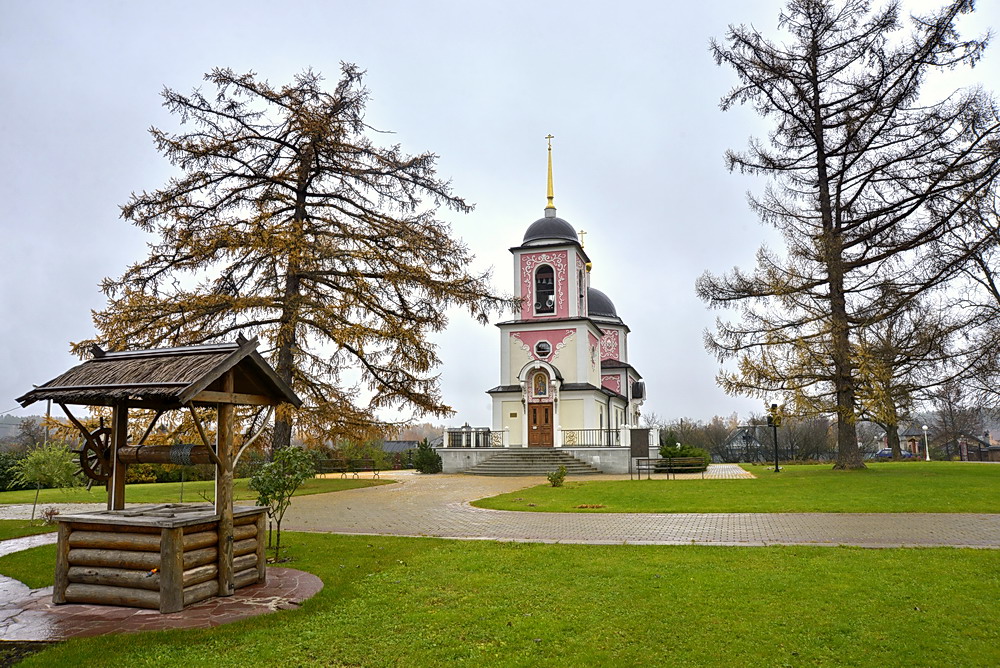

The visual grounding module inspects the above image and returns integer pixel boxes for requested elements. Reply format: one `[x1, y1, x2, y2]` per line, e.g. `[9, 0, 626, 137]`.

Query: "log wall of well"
[53, 504, 266, 614]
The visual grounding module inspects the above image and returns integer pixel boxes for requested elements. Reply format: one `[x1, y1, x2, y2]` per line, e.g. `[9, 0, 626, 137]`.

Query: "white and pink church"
[440, 142, 654, 474]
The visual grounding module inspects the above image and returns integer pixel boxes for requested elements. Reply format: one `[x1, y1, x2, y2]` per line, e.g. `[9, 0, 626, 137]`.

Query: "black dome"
[588, 288, 619, 321]
[523, 216, 579, 245]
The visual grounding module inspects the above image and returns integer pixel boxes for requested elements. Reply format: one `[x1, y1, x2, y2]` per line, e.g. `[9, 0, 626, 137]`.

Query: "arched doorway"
[528, 369, 553, 447]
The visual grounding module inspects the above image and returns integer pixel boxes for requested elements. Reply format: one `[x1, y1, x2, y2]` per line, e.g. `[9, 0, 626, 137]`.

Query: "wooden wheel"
[73, 427, 112, 482]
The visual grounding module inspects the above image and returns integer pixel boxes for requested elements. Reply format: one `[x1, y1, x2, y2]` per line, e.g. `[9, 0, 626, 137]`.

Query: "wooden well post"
[216, 370, 235, 596]
[109, 402, 128, 511]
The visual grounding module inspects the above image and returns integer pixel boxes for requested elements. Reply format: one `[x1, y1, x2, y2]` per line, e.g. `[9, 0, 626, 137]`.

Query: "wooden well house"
[17, 337, 301, 613]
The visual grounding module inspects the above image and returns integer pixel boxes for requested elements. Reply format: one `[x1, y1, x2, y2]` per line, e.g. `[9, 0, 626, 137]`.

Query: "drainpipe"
[606, 392, 613, 447]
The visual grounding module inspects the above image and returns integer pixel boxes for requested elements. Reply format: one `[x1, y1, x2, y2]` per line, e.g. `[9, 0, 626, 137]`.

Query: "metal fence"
[560, 429, 621, 447]
[444, 428, 505, 448]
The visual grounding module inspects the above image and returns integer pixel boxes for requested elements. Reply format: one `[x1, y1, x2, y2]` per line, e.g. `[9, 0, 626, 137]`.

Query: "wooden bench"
[315, 458, 348, 476]
[348, 458, 380, 479]
[631, 456, 707, 480]
[315, 458, 380, 479]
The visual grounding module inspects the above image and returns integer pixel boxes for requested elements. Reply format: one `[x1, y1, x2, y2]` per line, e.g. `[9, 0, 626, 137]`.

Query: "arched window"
[534, 265, 555, 314]
[578, 269, 585, 313]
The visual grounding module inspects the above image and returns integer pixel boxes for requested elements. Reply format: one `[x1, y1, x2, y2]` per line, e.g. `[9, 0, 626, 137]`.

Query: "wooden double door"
[528, 402, 553, 447]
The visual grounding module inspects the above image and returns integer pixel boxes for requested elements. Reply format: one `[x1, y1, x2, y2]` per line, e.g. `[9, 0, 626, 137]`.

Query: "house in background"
[380, 440, 419, 467]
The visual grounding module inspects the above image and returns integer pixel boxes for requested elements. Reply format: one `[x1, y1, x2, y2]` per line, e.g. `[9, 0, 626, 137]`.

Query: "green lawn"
[0, 519, 56, 542]
[3, 533, 998, 666]
[474, 462, 1000, 513]
[0, 476, 391, 507]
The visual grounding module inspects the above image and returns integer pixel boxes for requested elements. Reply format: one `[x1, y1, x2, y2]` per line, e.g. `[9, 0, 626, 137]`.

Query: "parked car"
[874, 448, 914, 459]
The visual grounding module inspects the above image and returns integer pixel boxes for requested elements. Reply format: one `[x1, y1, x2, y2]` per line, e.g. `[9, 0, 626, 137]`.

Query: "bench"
[347, 458, 380, 479]
[631, 456, 707, 480]
[315, 458, 380, 479]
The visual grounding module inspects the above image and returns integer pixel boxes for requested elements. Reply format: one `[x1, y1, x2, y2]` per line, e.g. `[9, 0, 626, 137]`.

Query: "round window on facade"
[535, 341, 552, 359]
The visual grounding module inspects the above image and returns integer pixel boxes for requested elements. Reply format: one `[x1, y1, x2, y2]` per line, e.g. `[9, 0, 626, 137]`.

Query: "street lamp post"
[767, 403, 781, 473]
[922, 425, 930, 461]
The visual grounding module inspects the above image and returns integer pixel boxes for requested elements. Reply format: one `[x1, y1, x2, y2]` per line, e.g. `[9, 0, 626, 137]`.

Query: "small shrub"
[413, 439, 442, 474]
[249, 447, 315, 560]
[11, 442, 81, 521]
[547, 465, 567, 487]
[41, 507, 60, 525]
[0, 451, 29, 491]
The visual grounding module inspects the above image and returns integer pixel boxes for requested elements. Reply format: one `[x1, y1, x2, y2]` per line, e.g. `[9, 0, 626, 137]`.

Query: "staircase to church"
[465, 449, 602, 476]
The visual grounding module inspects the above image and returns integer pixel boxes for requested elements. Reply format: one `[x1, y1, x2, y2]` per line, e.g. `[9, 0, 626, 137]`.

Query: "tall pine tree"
[79, 66, 514, 449]
[699, 0, 1000, 468]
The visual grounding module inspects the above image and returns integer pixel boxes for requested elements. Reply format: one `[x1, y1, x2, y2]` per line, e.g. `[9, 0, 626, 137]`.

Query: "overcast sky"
[1, 1, 997, 428]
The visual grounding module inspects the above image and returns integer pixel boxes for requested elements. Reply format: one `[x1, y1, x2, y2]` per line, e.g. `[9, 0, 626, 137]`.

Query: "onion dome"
[587, 287, 620, 322]
[523, 212, 579, 245]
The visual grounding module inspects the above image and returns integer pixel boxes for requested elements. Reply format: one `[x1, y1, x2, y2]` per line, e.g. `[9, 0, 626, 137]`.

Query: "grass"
[2, 533, 998, 666]
[0, 543, 56, 588]
[0, 476, 391, 507]
[0, 519, 56, 541]
[474, 461, 1000, 513]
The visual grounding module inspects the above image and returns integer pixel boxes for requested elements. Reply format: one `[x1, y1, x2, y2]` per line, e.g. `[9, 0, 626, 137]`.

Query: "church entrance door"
[528, 403, 553, 447]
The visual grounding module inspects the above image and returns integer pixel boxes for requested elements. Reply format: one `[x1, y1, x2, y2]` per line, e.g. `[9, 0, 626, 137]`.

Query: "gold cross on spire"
[578, 229, 587, 248]
[545, 134, 555, 210]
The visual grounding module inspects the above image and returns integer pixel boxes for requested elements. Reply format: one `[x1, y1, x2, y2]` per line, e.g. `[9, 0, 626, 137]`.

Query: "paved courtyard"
[281, 466, 1000, 548]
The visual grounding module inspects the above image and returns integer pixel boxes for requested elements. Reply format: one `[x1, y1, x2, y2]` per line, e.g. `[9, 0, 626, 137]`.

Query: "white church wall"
[508, 337, 531, 382]
[502, 401, 523, 446]
[558, 399, 584, 431]
[552, 334, 578, 382]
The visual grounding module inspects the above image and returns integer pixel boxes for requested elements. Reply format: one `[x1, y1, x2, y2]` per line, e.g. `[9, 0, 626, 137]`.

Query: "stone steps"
[466, 449, 602, 476]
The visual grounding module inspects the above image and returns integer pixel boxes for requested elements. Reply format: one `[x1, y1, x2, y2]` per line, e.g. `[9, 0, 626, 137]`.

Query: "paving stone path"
[284, 467, 1000, 548]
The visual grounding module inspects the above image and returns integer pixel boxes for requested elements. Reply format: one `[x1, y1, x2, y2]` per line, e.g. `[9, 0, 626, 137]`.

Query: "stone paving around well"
[0, 562, 322, 641]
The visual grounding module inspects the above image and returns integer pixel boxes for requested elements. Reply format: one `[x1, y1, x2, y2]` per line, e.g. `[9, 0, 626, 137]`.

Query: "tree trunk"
[808, 36, 863, 470]
[887, 424, 901, 460]
[271, 142, 314, 451]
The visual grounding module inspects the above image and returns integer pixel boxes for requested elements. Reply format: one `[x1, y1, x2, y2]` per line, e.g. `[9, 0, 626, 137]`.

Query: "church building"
[486, 139, 646, 447]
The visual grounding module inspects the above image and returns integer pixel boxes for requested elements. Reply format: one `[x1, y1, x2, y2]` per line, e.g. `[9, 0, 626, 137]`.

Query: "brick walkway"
[284, 468, 1000, 548]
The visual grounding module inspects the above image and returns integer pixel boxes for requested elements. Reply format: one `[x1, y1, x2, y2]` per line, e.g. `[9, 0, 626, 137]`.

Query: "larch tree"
[77, 66, 514, 450]
[698, 0, 1000, 469]
[945, 198, 1000, 407]
[853, 299, 961, 459]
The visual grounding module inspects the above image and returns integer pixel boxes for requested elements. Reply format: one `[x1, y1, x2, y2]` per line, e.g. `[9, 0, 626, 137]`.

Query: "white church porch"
[438, 425, 659, 474]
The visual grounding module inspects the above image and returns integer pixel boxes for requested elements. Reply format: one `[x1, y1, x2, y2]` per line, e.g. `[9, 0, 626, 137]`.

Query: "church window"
[532, 372, 548, 397]
[534, 265, 555, 314]
[578, 269, 585, 313]
[534, 341, 552, 359]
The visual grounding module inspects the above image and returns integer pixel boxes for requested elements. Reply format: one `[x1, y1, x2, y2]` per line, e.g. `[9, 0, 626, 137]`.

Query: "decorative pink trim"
[520, 251, 568, 319]
[511, 329, 575, 361]
[602, 374, 622, 394]
[600, 329, 620, 361]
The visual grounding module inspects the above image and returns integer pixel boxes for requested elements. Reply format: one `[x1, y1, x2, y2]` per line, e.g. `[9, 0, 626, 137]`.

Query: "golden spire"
[545, 134, 555, 210]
